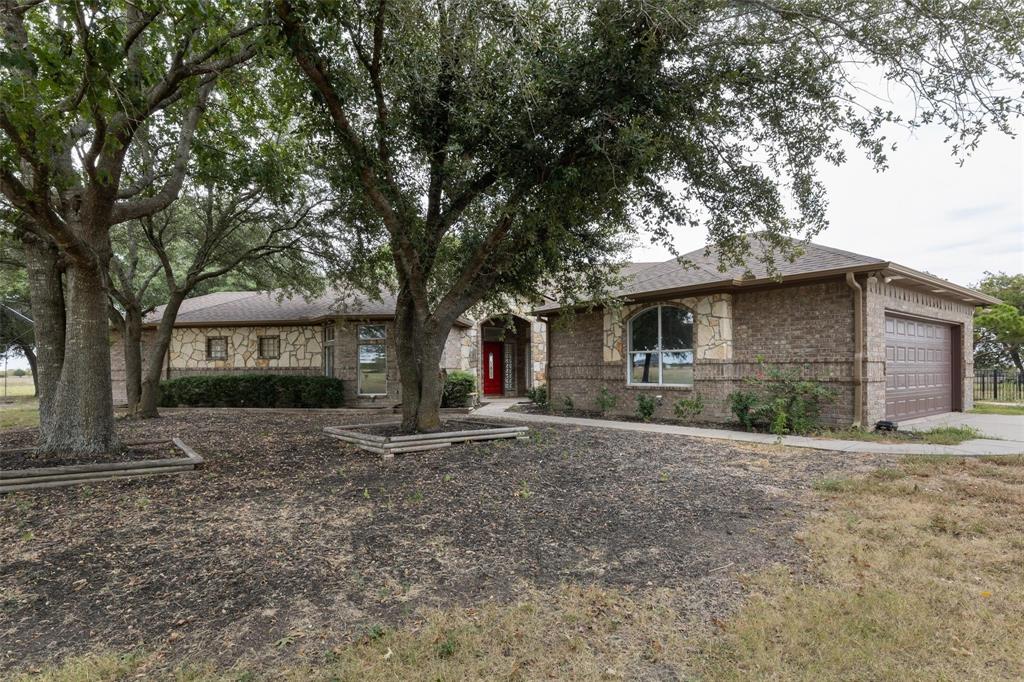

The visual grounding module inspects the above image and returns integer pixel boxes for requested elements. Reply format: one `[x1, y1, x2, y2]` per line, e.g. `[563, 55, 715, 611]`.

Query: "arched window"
[627, 305, 694, 386]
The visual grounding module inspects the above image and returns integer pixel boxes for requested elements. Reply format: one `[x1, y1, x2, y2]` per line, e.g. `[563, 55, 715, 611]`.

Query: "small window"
[206, 336, 228, 361]
[627, 305, 694, 386]
[258, 335, 280, 359]
[358, 324, 387, 395]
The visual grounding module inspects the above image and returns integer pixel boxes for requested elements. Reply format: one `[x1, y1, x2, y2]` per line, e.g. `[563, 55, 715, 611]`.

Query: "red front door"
[483, 342, 504, 396]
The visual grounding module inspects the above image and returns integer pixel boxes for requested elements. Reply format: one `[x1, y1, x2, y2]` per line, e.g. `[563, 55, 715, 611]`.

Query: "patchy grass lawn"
[0, 396, 38, 430]
[971, 402, 1024, 416]
[15, 453, 1024, 680]
[815, 425, 982, 445]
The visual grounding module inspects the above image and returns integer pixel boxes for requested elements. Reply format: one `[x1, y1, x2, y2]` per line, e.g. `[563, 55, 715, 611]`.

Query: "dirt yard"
[1, 409, 883, 673]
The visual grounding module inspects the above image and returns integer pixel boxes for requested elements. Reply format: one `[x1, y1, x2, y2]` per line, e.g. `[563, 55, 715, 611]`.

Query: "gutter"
[845, 272, 864, 429]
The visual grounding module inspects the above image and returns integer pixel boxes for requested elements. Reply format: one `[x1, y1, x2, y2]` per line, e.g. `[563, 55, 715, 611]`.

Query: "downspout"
[845, 272, 864, 429]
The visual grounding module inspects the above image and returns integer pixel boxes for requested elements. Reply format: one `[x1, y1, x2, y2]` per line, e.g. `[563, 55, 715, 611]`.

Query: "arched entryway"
[480, 314, 533, 398]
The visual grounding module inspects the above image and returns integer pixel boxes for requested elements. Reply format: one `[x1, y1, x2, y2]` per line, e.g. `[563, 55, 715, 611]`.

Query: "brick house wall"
[547, 275, 978, 427]
[547, 278, 860, 426]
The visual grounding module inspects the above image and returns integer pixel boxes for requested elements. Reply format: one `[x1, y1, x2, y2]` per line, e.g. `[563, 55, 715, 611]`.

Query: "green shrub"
[728, 361, 835, 435]
[562, 395, 574, 413]
[13, 368, 27, 377]
[526, 384, 549, 409]
[595, 386, 617, 415]
[673, 394, 704, 421]
[159, 374, 345, 409]
[441, 370, 477, 408]
[635, 394, 656, 422]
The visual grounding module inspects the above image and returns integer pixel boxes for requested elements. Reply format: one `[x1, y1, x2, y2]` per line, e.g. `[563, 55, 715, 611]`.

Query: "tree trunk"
[20, 343, 38, 397]
[122, 306, 143, 416]
[393, 291, 449, 433]
[22, 237, 65, 435]
[42, 260, 120, 454]
[138, 290, 187, 418]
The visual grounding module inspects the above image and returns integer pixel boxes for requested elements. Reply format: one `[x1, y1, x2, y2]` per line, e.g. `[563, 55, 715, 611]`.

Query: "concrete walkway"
[475, 400, 1024, 456]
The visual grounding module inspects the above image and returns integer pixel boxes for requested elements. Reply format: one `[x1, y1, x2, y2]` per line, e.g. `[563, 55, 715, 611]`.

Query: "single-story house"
[536, 236, 998, 426]
[111, 236, 996, 426]
[110, 290, 548, 407]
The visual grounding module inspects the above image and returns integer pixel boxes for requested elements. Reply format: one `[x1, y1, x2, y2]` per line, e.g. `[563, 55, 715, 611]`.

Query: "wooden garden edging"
[324, 419, 528, 458]
[0, 438, 204, 493]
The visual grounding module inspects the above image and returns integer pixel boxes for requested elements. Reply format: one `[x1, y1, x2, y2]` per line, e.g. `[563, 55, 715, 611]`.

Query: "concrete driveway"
[902, 411, 1024, 441]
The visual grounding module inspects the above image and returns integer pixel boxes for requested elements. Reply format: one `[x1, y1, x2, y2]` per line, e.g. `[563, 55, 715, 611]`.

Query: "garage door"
[885, 314, 954, 421]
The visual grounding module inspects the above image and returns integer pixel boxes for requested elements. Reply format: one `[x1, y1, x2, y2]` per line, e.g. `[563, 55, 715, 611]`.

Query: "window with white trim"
[627, 305, 694, 386]
[357, 324, 387, 395]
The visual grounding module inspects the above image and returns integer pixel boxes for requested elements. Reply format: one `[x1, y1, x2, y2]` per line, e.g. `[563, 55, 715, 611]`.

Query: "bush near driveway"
[159, 374, 345, 409]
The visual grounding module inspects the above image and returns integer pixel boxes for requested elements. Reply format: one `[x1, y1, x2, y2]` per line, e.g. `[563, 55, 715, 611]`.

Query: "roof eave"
[883, 264, 1000, 306]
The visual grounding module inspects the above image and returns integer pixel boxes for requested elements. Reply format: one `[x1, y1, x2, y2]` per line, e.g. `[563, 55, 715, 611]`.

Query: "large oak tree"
[0, 1, 262, 452]
[275, 0, 1024, 432]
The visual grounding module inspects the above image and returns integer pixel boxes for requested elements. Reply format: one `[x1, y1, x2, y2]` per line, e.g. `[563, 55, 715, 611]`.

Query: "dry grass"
[0, 375, 36, 397]
[970, 403, 1024, 416]
[816, 425, 982, 445]
[16, 455, 1024, 681]
[0, 396, 38, 430]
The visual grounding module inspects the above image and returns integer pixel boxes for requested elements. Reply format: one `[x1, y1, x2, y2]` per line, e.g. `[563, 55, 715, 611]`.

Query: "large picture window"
[627, 305, 694, 386]
[357, 324, 387, 395]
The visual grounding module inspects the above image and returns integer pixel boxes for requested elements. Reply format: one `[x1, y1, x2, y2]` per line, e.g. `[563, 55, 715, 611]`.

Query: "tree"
[974, 272, 1024, 371]
[0, 1, 262, 453]
[274, 0, 1024, 432]
[0, 230, 37, 394]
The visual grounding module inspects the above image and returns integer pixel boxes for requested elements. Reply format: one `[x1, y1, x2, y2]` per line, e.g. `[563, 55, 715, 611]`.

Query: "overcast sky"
[632, 102, 1024, 289]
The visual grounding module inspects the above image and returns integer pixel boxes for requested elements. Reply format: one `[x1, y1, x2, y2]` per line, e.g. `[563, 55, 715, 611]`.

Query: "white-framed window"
[357, 324, 387, 395]
[627, 305, 694, 386]
[258, 335, 281, 359]
[206, 336, 228, 360]
[322, 322, 335, 377]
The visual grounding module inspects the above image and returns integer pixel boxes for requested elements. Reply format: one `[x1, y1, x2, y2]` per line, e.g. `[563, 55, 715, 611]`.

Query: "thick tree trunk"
[121, 307, 143, 416]
[393, 292, 449, 433]
[42, 260, 120, 454]
[22, 237, 65, 434]
[138, 291, 187, 418]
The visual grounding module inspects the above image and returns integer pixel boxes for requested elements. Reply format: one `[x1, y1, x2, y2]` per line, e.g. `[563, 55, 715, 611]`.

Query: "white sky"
[632, 90, 1024, 289]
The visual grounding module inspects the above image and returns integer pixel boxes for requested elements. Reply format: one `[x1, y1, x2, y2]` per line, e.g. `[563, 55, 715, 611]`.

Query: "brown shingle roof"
[536, 235, 994, 312]
[145, 287, 404, 327]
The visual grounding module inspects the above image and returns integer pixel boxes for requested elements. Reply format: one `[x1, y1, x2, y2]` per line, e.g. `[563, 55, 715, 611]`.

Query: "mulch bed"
[0, 408, 891, 673]
[350, 418, 501, 438]
[1, 440, 181, 471]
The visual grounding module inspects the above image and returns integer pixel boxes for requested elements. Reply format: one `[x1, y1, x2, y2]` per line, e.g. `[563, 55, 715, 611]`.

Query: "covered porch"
[479, 315, 535, 398]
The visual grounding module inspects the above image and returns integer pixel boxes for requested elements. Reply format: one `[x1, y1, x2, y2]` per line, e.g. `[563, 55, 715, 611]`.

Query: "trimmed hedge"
[159, 374, 345, 409]
[441, 370, 477, 408]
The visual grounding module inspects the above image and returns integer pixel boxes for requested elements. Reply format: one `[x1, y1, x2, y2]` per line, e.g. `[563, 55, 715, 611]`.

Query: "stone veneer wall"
[548, 280, 860, 425]
[863, 276, 975, 425]
[168, 325, 323, 372]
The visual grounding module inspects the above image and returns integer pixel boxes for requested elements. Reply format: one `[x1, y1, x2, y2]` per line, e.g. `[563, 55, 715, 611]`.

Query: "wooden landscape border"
[0, 438, 204, 493]
[324, 419, 528, 457]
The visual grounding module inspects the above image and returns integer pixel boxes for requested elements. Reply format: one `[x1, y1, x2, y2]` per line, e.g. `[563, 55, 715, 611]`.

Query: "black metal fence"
[974, 368, 1024, 402]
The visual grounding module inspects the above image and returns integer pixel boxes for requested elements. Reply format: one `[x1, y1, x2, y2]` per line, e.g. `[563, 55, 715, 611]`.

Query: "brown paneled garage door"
[885, 314, 955, 421]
